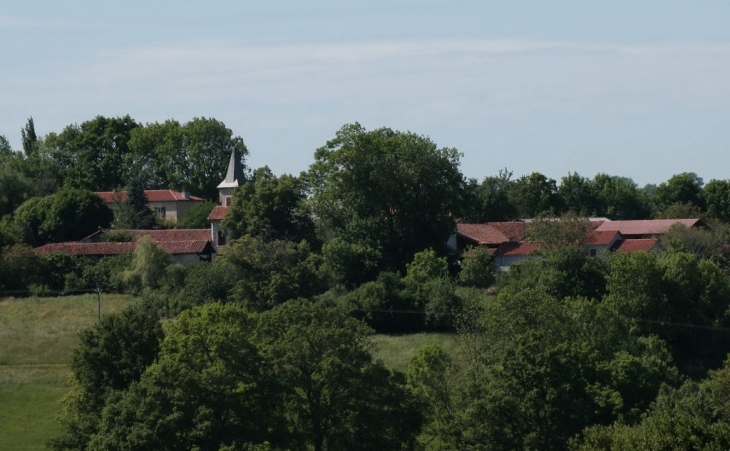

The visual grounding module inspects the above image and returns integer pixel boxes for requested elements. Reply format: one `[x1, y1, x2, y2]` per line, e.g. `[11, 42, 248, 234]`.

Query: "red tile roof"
[493, 241, 542, 257]
[595, 219, 700, 236]
[586, 230, 620, 246]
[613, 239, 658, 253]
[36, 240, 213, 256]
[95, 190, 204, 203]
[208, 206, 229, 221]
[456, 222, 528, 245]
[126, 229, 210, 242]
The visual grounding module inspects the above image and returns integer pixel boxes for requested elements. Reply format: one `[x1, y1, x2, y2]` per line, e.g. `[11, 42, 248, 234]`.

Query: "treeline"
[4, 118, 730, 448]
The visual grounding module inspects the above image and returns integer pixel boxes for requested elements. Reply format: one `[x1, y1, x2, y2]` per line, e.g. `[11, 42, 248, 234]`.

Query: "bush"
[458, 246, 495, 288]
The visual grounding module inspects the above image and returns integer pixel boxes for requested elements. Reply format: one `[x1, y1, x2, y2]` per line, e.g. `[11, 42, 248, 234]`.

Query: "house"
[37, 229, 215, 264]
[453, 218, 700, 272]
[95, 189, 204, 223]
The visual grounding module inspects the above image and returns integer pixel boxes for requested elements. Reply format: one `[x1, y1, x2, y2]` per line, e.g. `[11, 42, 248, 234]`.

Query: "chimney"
[181, 188, 190, 199]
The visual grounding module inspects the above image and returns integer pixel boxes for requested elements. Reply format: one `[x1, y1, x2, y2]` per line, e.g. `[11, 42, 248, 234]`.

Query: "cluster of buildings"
[36, 151, 703, 273]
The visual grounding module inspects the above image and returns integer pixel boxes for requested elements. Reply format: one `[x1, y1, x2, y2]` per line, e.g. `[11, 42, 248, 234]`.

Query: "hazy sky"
[2, 1, 730, 186]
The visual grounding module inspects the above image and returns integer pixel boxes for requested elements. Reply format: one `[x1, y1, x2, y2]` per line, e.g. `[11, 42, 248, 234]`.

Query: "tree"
[114, 178, 155, 229]
[655, 172, 705, 214]
[593, 174, 652, 219]
[465, 168, 517, 222]
[176, 199, 215, 229]
[86, 303, 288, 451]
[12, 188, 113, 245]
[508, 172, 563, 218]
[558, 172, 599, 216]
[45, 115, 140, 191]
[127, 118, 249, 200]
[256, 300, 423, 451]
[51, 301, 163, 451]
[309, 123, 468, 278]
[223, 166, 315, 243]
[524, 211, 595, 250]
[217, 235, 324, 306]
[21, 116, 38, 157]
[458, 245, 495, 288]
[704, 179, 730, 222]
[0, 167, 35, 217]
[121, 235, 170, 292]
[0, 243, 43, 290]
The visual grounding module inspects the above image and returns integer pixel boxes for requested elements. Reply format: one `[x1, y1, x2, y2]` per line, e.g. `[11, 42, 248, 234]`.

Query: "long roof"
[81, 229, 210, 243]
[493, 241, 541, 257]
[456, 222, 528, 245]
[595, 219, 700, 235]
[36, 240, 214, 256]
[96, 190, 203, 203]
[613, 238, 659, 253]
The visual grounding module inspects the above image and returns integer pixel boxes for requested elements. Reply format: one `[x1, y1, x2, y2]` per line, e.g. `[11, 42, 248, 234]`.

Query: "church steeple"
[217, 150, 245, 205]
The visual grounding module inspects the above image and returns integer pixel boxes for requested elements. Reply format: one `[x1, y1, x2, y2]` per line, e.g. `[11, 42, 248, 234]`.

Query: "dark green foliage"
[704, 179, 730, 222]
[0, 167, 35, 218]
[126, 117, 249, 200]
[176, 199, 215, 229]
[88, 303, 287, 451]
[509, 172, 563, 218]
[558, 172, 599, 216]
[500, 247, 608, 301]
[458, 246, 496, 288]
[322, 236, 382, 288]
[256, 300, 423, 451]
[77, 253, 133, 292]
[0, 244, 43, 290]
[20, 117, 38, 157]
[605, 249, 730, 377]
[99, 231, 133, 242]
[11, 188, 113, 245]
[46, 115, 140, 191]
[655, 172, 705, 213]
[42, 252, 84, 290]
[51, 301, 163, 451]
[117, 178, 155, 229]
[574, 359, 730, 450]
[592, 173, 653, 219]
[309, 123, 468, 280]
[218, 235, 324, 306]
[162, 262, 233, 313]
[223, 167, 315, 243]
[466, 168, 518, 222]
[121, 235, 170, 292]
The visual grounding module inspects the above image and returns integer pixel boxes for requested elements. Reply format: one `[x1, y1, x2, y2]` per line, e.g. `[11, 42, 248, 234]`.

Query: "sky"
[2, 1, 730, 186]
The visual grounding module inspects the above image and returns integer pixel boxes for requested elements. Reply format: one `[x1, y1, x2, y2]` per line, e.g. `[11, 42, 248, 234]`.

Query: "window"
[156, 207, 166, 218]
[589, 248, 597, 257]
[225, 197, 232, 206]
[217, 230, 226, 246]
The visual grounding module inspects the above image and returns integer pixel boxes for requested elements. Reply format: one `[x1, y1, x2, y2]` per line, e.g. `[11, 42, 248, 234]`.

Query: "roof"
[95, 190, 204, 203]
[208, 206, 229, 221]
[217, 150, 246, 189]
[595, 219, 700, 236]
[613, 238, 659, 253]
[586, 230, 621, 246]
[81, 229, 210, 243]
[36, 240, 213, 256]
[493, 241, 542, 257]
[456, 222, 528, 245]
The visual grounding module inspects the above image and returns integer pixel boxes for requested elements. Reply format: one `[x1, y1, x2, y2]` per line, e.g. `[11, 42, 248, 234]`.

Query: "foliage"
[76, 253, 133, 292]
[42, 252, 85, 289]
[126, 117, 249, 200]
[654, 201, 703, 219]
[21, 116, 39, 157]
[704, 179, 730, 222]
[217, 235, 324, 306]
[0, 167, 35, 218]
[458, 246, 495, 288]
[309, 123, 468, 279]
[100, 230, 133, 242]
[51, 301, 163, 451]
[256, 300, 423, 451]
[321, 236, 382, 288]
[466, 168, 517, 222]
[223, 166, 315, 243]
[525, 211, 595, 250]
[0, 243, 43, 290]
[592, 174, 652, 220]
[164, 262, 233, 313]
[176, 199, 215, 229]
[574, 359, 730, 450]
[88, 303, 286, 451]
[112, 178, 156, 229]
[658, 221, 730, 264]
[508, 172, 563, 218]
[655, 172, 705, 213]
[558, 172, 599, 216]
[121, 235, 170, 292]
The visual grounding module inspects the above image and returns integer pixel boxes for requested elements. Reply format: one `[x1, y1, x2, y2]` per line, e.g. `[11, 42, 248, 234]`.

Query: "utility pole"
[96, 288, 102, 321]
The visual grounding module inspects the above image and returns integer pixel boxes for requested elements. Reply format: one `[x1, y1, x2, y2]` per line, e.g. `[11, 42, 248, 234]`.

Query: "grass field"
[0, 294, 140, 451]
[0, 293, 464, 449]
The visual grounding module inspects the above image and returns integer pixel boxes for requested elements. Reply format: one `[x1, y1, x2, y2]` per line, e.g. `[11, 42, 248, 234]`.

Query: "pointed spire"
[217, 150, 246, 189]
